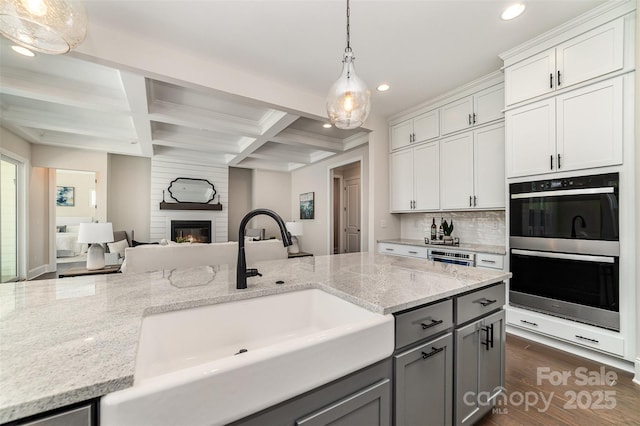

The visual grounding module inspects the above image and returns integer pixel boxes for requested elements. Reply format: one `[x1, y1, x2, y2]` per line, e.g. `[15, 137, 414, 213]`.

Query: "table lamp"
[285, 221, 303, 254]
[77, 222, 114, 270]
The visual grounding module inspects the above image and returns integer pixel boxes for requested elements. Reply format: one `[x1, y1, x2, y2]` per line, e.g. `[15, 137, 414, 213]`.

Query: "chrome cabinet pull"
[481, 259, 496, 264]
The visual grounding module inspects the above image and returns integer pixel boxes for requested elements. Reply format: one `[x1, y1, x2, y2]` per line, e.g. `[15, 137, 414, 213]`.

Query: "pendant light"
[326, 0, 371, 130]
[0, 0, 88, 54]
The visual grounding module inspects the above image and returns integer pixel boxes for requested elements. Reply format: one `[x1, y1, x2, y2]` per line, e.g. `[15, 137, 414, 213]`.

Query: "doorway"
[330, 161, 361, 254]
[1, 155, 20, 282]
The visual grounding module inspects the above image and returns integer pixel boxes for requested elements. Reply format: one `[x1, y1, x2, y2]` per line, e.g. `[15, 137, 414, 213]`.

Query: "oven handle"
[510, 187, 615, 199]
[511, 249, 615, 264]
[429, 255, 475, 266]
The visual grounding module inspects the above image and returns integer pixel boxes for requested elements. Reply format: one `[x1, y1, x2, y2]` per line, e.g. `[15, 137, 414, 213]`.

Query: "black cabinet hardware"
[468, 114, 472, 125]
[421, 319, 444, 329]
[520, 319, 538, 327]
[469, 196, 472, 207]
[422, 346, 445, 359]
[481, 259, 496, 264]
[557, 154, 562, 169]
[473, 196, 477, 207]
[550, 154, 553, 170]
[481, 324, 494, 350]
[385, 248, 395, 251]
[550, 73, 553, 89]
[473, 113, 477, 124]
[575, 335, 599, 344]
[476, 298, 497, 307]
[557, 70, 562, 86]
[408, 251, 418, 254]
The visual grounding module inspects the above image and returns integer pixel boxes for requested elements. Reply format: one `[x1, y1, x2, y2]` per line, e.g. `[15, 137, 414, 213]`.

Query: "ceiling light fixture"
[11, 44, 35, 56]
[323, 123, 332, 129]
[376, 84, 390, 92]
[0, 0, 88, 54]
[501, 3, 526, 20]
[326, 0, 371, 130]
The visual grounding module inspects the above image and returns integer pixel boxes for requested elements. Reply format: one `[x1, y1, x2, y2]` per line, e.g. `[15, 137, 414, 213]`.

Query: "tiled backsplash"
[401, 211, 506, 247]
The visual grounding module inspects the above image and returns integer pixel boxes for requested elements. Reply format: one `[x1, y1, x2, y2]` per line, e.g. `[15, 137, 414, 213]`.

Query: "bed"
[56, 217, 92, 257]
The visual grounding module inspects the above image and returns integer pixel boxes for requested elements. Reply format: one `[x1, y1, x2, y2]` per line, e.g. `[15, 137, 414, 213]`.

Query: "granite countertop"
[378, 238, 507, 255]
[0, 252, 510, 423]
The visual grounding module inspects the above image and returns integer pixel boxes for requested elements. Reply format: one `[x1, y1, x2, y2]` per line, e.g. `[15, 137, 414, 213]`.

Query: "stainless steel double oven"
[509, 173, 620, 331]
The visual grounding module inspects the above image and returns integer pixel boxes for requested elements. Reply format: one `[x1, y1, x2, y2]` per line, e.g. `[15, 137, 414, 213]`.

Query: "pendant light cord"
[345, 0, 352, 53]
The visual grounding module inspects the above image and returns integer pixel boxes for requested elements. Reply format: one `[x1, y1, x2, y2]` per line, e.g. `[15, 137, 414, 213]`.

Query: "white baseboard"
[634, 357, 640, 385]
[27, 264, 54, 280]
[507, 326, 635, 373]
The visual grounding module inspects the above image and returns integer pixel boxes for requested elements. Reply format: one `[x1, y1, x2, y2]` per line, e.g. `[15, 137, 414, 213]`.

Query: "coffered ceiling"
[0, 0, 604, 171]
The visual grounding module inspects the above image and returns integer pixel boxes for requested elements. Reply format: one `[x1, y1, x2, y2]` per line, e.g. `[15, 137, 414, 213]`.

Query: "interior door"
[345, 177, 361, 253]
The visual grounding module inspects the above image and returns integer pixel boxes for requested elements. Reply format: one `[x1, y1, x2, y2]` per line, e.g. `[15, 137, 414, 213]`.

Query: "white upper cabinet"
[505, 18, 624, 106]
[390, 141, 440, 212]
[390, 110, 439, 151]
[506, 77, 623, 178]
[441, 84, 504, 136]
[441, 123, 505, 210]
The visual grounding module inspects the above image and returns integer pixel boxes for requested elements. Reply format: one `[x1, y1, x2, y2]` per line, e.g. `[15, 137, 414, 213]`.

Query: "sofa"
[120, 239, 288, 274]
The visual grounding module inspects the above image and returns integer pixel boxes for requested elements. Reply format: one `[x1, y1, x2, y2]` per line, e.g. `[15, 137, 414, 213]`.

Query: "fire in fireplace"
[171, 220, 212, 243]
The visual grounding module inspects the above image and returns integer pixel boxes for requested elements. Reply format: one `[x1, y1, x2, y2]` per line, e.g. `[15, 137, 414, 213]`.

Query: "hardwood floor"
[477, 334, 640, 426]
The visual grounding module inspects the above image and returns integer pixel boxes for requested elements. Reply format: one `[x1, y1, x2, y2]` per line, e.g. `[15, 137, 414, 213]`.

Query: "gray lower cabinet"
[454, 309, 505, 426]
[296, 379, 391, 426]
[12, 403, 95, 426]
[394, 333, 453, 426]
[231, 359, 392, 426]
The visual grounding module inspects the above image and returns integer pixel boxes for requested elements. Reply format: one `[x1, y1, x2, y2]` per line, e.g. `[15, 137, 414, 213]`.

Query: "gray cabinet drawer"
[455, 283, 505, 325]
[395, 299, 453, 349]
[21, 405, 93, 426]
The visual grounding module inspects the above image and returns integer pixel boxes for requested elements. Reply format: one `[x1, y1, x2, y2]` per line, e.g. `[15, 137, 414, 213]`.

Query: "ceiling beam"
[228, 111, 299, 166]
[119, 72, 153, 157]
[270, 128, 345, 153]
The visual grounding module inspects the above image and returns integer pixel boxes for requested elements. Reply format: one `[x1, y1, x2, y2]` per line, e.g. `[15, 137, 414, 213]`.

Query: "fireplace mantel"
[159, 202, 222, 211]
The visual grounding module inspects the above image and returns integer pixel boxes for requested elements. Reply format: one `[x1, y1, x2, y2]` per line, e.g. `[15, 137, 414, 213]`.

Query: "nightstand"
[288, 251, 313, 259]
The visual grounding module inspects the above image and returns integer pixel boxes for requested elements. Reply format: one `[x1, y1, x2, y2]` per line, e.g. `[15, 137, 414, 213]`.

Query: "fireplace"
[171, 220, 212, 243]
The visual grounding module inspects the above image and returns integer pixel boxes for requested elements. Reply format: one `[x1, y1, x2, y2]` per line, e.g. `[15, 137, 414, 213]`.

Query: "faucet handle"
[245, 268, 262, 278]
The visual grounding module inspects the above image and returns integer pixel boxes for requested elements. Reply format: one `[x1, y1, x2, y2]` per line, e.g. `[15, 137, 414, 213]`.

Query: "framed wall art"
[299, 192, 315, 220]
[56, 186, 75, 206]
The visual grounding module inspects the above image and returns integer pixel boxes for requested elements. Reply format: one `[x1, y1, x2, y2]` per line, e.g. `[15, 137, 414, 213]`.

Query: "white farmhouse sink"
[100, 289, 394, 426]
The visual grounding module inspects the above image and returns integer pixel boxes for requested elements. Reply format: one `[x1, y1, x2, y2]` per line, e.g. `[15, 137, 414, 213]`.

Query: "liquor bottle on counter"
[430, 218, 437, 241]
[437, 217, 444, 240]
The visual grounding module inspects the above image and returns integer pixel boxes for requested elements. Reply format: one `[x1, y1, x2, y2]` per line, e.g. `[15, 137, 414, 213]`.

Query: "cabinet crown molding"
[500, 0, 635, 66]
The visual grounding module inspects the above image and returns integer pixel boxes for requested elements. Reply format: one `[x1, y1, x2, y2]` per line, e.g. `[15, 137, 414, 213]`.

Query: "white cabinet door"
[474, 84, 504, 126]
[505, 50, 555, 106]
[413, 110, 439, 144]
[390, 120, 413, 151]
[556, 18, 624, 90]
[413, 141, 440, 210]
[440, 132, 474, 209]
[556, 77, 623, 172]
[505, 99, 556, 178]
[390, 149, 414, 212]
[441, 96, 473, 136]
[474, 123, 505, 209]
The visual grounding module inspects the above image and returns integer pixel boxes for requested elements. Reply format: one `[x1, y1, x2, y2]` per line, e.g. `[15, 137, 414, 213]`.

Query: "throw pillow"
[107, 239, 129, 258]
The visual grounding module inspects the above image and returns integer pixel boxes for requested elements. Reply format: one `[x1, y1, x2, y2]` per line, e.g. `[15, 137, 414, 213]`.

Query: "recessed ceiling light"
[323, 123, 332, 129]
[501, 3, 526, 20]
[377, 84, 390, 92]
[11, 45, 35, 57]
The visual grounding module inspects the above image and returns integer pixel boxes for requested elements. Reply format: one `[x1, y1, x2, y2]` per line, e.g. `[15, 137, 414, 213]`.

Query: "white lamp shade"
[77, 222, 114, 244]
[285, 221, 303, 236]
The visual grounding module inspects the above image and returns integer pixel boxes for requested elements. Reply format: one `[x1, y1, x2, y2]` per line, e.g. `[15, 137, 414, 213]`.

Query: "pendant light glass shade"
[0, 0, 88, 54]
[326, 51, 371, 129]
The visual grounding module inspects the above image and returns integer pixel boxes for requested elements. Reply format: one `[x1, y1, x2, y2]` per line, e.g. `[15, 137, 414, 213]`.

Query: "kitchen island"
[0, 252, 510, 424]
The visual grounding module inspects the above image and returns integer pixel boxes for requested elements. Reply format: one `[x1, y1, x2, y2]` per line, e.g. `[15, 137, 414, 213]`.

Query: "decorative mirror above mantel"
[160, 177, 223, 211]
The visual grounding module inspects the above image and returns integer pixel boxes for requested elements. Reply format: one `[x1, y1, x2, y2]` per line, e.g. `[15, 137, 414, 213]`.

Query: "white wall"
[251, 169, 291, 240]
[108, 154, 151, 241]
[29, 167, 49, 274]
[150, 155, 228, 242]
[31, 145, 108, 223]
[228, 167, 252, 240]
[291, 146, 368, 256]
[55, 170, 96, 219]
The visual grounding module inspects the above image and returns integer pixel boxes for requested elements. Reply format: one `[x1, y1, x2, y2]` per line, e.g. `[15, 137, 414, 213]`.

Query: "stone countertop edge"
[0, 253, 510, 423]
[378, 238, 507, 255]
